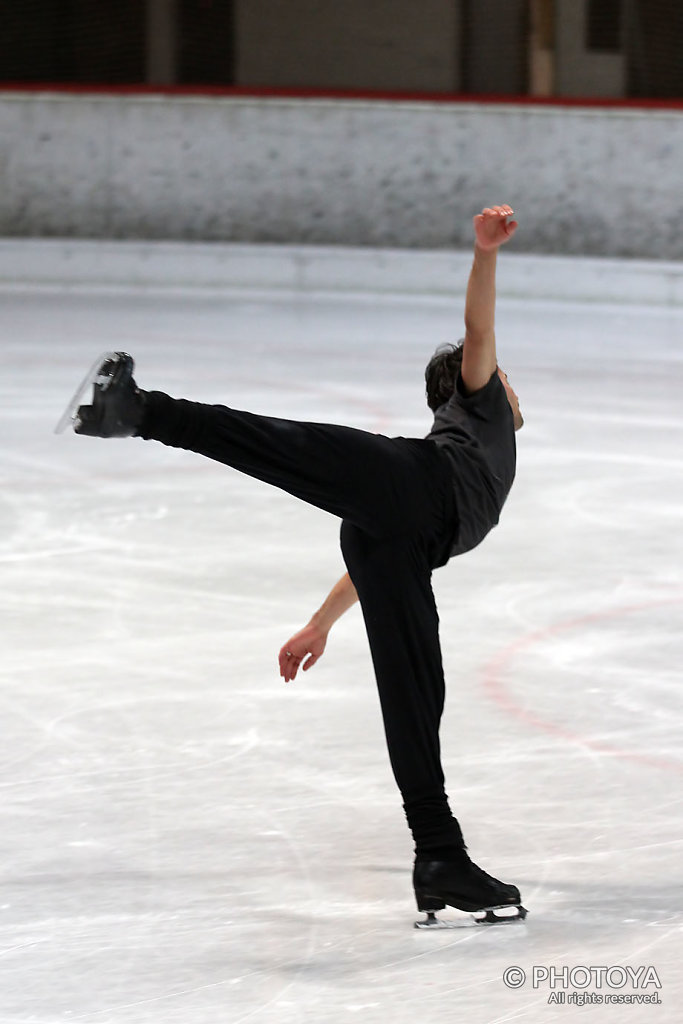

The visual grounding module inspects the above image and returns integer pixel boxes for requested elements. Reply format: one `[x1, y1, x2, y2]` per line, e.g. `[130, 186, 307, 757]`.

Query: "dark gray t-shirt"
[425, 370, 516, 557]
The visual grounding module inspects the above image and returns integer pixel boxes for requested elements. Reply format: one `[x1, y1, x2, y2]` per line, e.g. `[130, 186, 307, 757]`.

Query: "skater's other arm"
[461, 204, 518, 395]
[278, 572, 358, 683]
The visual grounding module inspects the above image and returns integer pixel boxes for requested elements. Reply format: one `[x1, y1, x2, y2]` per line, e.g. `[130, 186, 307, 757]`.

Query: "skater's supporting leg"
[139, 390, 453, 540]
[339, 524, 525, 919]
[339, 521, 464, 855]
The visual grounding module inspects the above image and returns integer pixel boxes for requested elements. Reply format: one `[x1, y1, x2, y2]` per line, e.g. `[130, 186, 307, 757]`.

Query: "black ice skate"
[55, 351, 146, 437]
[413, 851, 527, 929]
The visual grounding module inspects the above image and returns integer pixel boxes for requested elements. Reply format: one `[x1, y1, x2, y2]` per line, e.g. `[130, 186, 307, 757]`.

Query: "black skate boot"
[55, 351, 146, 437]
[413, 850, 527, 928]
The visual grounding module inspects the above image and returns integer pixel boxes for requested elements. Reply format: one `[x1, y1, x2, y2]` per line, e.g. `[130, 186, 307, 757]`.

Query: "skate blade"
[54, 351, 121, 434]
[415, 905, 527, 929]
[473, 905, 528, 925]
[415, 911, 467, 929]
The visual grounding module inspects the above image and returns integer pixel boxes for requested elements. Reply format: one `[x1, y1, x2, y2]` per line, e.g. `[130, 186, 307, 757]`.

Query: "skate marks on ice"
[2, 283, 683, 1021]
[0, 690, 320, 1023]
[1, 818, 322, 1023]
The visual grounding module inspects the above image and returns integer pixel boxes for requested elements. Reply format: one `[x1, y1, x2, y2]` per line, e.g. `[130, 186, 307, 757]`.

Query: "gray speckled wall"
[1, 92, 681, 258]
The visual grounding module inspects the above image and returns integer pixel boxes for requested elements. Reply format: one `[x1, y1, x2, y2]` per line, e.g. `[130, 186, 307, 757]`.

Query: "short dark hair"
[425, 341, 464, 412]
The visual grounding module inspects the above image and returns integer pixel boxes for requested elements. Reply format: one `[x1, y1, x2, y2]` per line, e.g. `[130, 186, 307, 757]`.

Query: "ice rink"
[1, 245, 682, 1023]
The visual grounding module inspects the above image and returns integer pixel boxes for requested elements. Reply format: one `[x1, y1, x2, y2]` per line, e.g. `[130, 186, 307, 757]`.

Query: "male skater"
[62, 204, 525, 925]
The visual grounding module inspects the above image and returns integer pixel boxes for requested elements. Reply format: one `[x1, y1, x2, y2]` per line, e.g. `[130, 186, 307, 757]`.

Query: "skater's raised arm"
[461, 204, 518, 395]
[279, 572, 358, 683]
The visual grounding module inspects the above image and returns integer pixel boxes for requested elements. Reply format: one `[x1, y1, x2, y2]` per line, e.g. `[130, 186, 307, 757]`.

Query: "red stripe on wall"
[1, 82, 682, 110]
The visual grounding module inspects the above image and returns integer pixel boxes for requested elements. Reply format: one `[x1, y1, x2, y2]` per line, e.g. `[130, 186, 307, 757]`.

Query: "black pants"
[141, 392, 465, 855]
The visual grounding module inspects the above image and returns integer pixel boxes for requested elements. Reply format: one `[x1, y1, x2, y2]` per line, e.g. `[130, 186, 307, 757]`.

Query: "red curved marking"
[482, 597, 683, 774]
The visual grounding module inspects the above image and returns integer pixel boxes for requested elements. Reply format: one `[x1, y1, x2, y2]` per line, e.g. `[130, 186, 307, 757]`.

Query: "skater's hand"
[279, 623, 328, 683]
[473, 205, 518, 252]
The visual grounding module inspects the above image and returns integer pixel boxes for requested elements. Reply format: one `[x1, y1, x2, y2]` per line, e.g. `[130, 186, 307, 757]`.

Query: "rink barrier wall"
[1, 91, 682, 260]
[1, 238, 682, 306]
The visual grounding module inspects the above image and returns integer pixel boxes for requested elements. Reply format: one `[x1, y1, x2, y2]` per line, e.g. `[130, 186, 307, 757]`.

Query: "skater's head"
[426, 341, 523, 428]
[425, 342, 464, 412]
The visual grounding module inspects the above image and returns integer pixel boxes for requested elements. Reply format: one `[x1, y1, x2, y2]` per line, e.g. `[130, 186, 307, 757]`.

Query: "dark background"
[0, 0, 680, 99]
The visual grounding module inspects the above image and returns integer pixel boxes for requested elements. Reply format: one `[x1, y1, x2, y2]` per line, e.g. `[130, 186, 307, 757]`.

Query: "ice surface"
[0, 250, 682, 1023]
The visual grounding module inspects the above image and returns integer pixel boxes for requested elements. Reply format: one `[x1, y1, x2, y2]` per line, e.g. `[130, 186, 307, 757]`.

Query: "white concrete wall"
[1, 91, 682, 259]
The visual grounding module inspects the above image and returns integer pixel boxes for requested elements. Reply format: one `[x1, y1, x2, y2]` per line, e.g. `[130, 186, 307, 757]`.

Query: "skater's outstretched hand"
[279, 622, 328, 683]
[279, 572, 358, 683]
[473, 204, 518, 252]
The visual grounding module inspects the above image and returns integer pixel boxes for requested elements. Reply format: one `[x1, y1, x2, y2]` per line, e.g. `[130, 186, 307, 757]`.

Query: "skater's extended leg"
[64, 352, 455, 540]
[139, 389, 449, 538]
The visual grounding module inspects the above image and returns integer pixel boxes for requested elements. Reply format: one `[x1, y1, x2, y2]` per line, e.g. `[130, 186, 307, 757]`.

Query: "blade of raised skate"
[54, 351, 120, 434]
